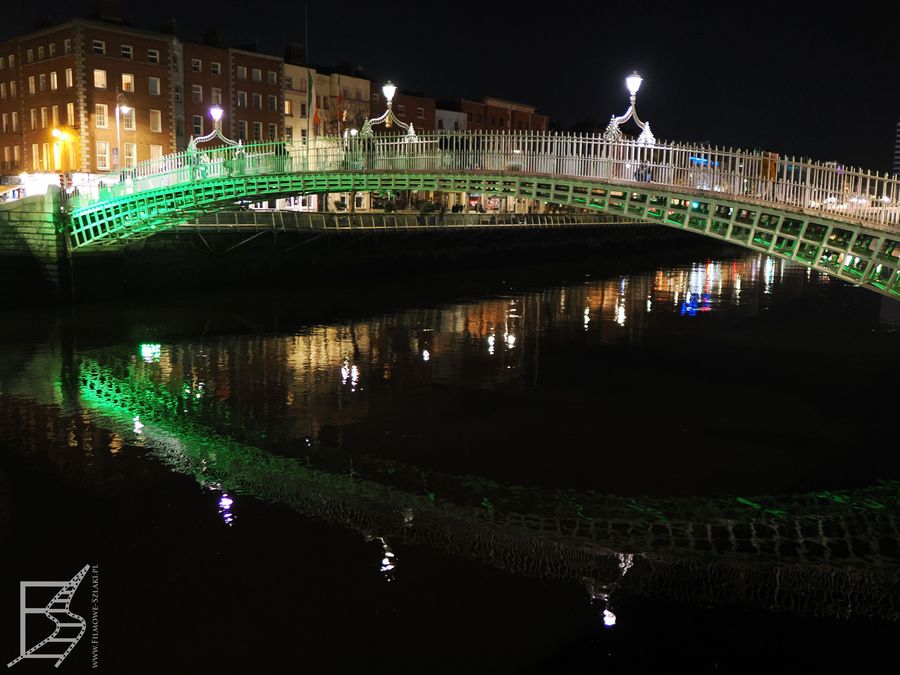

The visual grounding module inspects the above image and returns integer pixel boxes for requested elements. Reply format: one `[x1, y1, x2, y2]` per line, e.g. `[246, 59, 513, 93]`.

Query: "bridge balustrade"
[67, 131, 900, 232]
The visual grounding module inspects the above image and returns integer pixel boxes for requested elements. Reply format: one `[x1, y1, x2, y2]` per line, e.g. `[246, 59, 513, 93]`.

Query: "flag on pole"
[309, 70, 320, 129]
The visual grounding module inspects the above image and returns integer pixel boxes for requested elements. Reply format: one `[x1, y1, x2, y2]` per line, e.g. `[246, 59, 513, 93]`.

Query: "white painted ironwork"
[605, 71, 655, 145]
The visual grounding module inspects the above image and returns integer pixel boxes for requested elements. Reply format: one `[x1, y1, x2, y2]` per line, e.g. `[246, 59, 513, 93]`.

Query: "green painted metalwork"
[65, 134, 900, 298]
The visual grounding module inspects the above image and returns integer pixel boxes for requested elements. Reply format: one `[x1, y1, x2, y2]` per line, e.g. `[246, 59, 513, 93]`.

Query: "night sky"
[3, 1, 899, 172]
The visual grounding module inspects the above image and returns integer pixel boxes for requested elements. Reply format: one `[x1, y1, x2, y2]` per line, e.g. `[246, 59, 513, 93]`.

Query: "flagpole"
[305, 0, 310, 180]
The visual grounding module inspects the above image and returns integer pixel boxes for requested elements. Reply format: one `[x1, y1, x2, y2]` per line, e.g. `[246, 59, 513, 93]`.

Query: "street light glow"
[626, 72, 643, 96]
[209, 105, 224, 122]
[382, 81, 397, 103]
[118, 103, 131, 114]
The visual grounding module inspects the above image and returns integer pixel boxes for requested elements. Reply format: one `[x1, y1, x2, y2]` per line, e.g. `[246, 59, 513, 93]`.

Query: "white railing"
[68, 132, 900, 233]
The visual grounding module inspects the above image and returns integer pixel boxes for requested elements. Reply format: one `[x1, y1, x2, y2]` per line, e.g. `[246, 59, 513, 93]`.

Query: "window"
[65, 68, 73, 88]
[121, 44, 133, 59]
[267, 71, 276, 85]
[13, 146, 20, 163]
[236, 66, 247, 80]
[64, 40, 71, 55]
[174, 84, 182, 102]
[300, 103, 307, 117]
[67, 103, 74, 126]
[0, 56, 4, 70]
[121, 73, 134, 92]
[37, 46, 44, 60]
[252, 68, 261, 82]
[0, 83, 5, 99]
[96, 141, 110, 171]
[192, 115, 203, 136]
[48, 43, 56, 57]
[417, 107, 425, 120]
[123, 143, 136, 168]
[123, 108, 135, 131]
[211, 61, 221, 75]
[298, 78, 306, 92]
[437, 119, 443, 130]
[191, 58, 202, 73]
[31, 144, 38, 170]
[94, 69, 107, 89]
[285, 126, 293, 142]
[191, 84, 202, 102]
[252, 93, 262, 109]
[8, 54, 14, 67]
[397, 104, 406, 116]
[300, 128, 307, 141]
[285, 76, 293, 89]
[322, 96, 328, 110]
[1, 114, 6, 133]
[95, 104, 108, 129]
[211, 87, 222, 105]
[371, 93, 378, 103]
[40, 107, 47, 128]
[238, 120, 248, 140]
[176, 116, 184, 136]
[149, 77, 160, 95]
[35, 73, 43, 93]
[237, 90, 247, 108]
[92, 40, 105, 55]
[51, 105, 58, 127]
[29, 108, 36, 130]
[50, 71, 57, 91]
[252, 121, 262, 141]
[267, 95, 277, 112]
[268, 123, 276, 140]
[284, 99, 292, 115]
[149, 109, 162, 132]
[150, 144, 163, 162]
[10, 81, 15, 97]
[27, 76, 35, 94]
[26, 49, 33, 63]
[11, 112, 17, 132]
[148, 49, 160, 64]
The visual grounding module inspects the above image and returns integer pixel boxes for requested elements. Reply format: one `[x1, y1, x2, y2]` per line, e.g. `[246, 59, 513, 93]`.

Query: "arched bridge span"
[65, 133, 900, 299]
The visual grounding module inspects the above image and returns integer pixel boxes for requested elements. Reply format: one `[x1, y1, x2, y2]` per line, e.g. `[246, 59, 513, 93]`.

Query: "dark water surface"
[1, 248, 899, 673]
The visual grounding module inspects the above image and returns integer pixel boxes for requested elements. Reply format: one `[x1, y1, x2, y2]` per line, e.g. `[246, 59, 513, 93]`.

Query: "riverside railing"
[67, 132, 900, 232]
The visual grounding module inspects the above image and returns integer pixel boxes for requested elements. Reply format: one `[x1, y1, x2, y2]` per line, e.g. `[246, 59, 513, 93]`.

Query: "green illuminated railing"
[65, 132, 900, 298]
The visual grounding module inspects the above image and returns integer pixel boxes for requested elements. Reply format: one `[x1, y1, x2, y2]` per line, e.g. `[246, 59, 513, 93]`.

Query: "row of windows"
[92, 104, 164, 133]
[95, 141, 164, 171]
[20, 103, 76, 130]
[235, 91, 278, 111]
[2, 146, 22, 163]
[0, 42, 163, 69]
[18, 69, 75, 95]
[190, 59, 222, 75]
[189, 84, 224, 105]
[234, 66, 277, 84]
[234, 120, 279, 141]
[93, 69, 162, 95]
[92, 40, 162, 63]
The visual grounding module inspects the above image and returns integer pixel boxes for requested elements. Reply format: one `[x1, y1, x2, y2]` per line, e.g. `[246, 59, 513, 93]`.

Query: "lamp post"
[114, 89, 131, 173]
[187, 105, 239, 151]
[604, 71, 655, 145]
[358, 80, 417, 140]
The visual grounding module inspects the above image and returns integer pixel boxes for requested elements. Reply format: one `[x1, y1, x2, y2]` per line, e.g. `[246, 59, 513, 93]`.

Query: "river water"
[1, 247, 899, 672]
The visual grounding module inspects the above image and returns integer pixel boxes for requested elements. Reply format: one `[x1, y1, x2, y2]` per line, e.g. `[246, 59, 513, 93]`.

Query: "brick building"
[0, 19, 179, 173]
[370, 85, 435, 133]
[182, 44, 284, 145]
[459, 97, 549, 132]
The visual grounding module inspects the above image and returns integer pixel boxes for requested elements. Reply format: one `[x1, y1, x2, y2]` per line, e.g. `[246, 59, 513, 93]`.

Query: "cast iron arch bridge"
[66, 132, 900, 299]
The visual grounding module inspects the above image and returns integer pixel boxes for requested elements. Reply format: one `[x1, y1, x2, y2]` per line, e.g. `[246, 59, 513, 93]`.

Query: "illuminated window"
[65, 68, 73, 88]
[123, 108, 135, 131]
[122, 73, 134, 92]
[94, 69, 107, 89]
[149, 109, 161, 132]
[50, 71, 57, 90]
[123, 143, 136, 168]
[96, 141, 110, 171]
[95, 104, 108, 129]
[211, 87, 222, 105]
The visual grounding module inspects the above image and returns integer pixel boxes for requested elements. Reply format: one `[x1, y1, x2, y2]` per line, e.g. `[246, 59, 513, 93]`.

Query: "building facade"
[459, 97, 548, 132]
[0, 19, 180, 173]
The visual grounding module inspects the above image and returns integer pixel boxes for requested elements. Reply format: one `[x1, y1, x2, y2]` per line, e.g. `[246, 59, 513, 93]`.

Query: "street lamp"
[358, 80, 417, 140]
[114, 89, 131, 172]
[187, 105, 239, 151]
[604, 71, 655, 145]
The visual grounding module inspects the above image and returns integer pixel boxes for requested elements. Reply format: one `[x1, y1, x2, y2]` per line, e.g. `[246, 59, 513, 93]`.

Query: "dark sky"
[3, 1, 899, 171]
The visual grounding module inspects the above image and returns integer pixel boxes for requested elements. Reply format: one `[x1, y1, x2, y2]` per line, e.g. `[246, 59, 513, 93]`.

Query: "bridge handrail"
[67, 131, 900, 231]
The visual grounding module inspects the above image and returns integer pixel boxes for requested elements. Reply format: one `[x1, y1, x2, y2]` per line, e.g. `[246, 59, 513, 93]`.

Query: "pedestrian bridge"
[65, 132, 900, 298]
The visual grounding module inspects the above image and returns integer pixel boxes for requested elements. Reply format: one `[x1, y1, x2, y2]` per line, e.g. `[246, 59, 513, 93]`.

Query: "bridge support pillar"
[0, 187, 72, 305]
